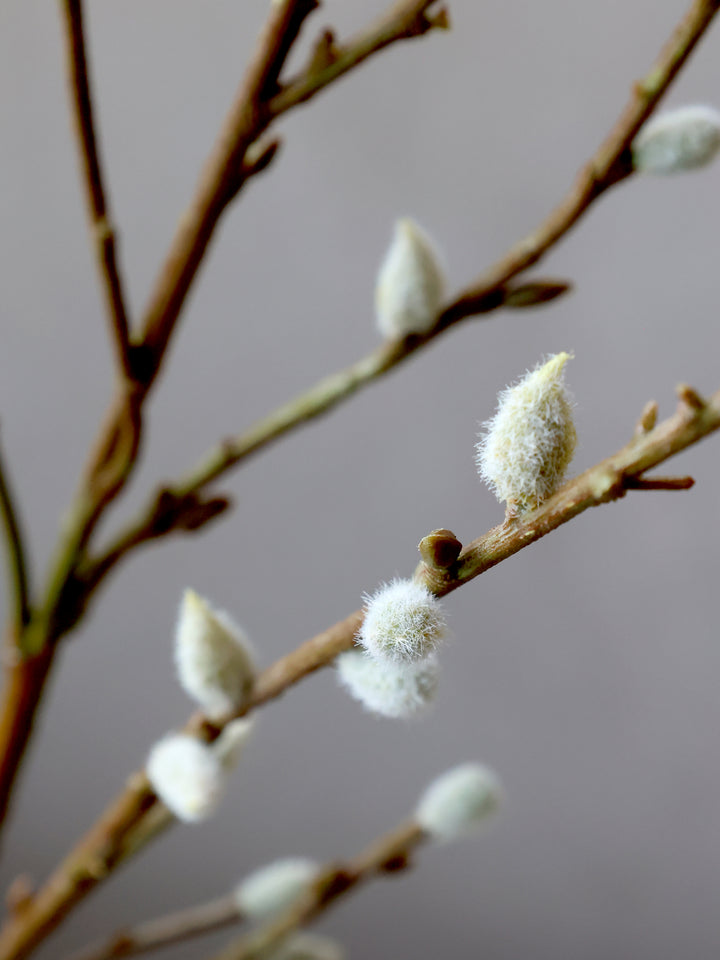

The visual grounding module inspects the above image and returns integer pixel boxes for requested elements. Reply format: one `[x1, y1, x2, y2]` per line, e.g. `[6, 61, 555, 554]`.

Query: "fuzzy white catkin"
[269, 934, 345, 960]
[214, 717, 255, 770]
[416, 763, 502, 841]
[336, 648, 439, 718]
[235, 858, 319, 919]
[146, 734, 225, 823]
[631, 105, 720, 174]
[375, 218, 446, 338]
[357, 578, 448, 666]
[476, 352, 576, 512]
[175, 589, 255, 719]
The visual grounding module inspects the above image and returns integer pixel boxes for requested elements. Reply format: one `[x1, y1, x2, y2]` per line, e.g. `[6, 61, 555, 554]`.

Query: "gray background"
[1, 1, 720, 958]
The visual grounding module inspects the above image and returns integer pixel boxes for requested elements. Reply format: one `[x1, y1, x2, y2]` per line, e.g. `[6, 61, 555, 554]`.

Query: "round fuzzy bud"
[146, 734, 225, 823]
[632, 105, 720, 174]
[375, 218, 446, 339]
[235, 858, 319, 919]
[269, 934, 345, 960]
[416, 763, 502, 841]
[175, 589, 255, 719]
[476, 352, 576, 513]
[336, 649, 439, 718]
[357, 578, 448, 666]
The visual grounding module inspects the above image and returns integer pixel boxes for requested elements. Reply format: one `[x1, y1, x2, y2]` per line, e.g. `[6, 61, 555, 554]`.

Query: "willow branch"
[0, 0, 448, 850]
[82, 0, 720, 589]
[67, 893, 239, 960]
[0, 435, 31, 632]
[211, 821, 425, 960]
[3, 377, 719, 960]
[60, 0, 133, 379]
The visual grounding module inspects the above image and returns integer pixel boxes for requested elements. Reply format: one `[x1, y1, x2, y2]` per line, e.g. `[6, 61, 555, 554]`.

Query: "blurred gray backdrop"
[1, 1, 720, 958]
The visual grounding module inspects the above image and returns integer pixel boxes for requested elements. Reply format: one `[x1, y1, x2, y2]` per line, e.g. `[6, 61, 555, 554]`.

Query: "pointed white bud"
[416, 763, 502, 841]
[375, 218, 446, 339]
[336, 648, 439, 718]
[214, 717, 255, 771]
[269, 934, 345, 960]
[476, 352, 576, 513]
[175, 589, 255, 719]
[357, 578, 448, 666]
[632, 105, 720, 174]
[146, 734, 225, 823]
[235, 858, 319, 919]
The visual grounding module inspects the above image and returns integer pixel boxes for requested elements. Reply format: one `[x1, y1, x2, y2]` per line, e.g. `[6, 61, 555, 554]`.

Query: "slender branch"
[66, 893, 239, 960]
[59, 0, 133, 380]
[210, 821, 425, 960]
[83, 0, 720, 588]
[3, 377, 720, 960]
[0, 0, 446, 848]
[0, 435, 31, 631]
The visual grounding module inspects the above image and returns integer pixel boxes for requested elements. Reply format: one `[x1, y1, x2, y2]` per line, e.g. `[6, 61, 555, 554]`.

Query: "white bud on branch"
[375, 218, 446, 339]
[476, 352, 576, 513]
[416, 763, 502, 841]
[336, 648, 439, 718]
[175, 589, 255, 719]
[632, 105, 720, 174]
[235, 858, 320, 919]
[146, 734, 225, 823]
[357, 578, 448, 666]
[214, 717, 255, 770]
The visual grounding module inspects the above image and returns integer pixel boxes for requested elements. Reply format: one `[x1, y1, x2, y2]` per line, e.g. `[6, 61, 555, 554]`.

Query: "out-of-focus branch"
[210, 822, 425, 960]
[0, 434, 31, 633]
[66, 893, 239, 960]
[2, 377, 717, 960]
[59, 0, 133, 379]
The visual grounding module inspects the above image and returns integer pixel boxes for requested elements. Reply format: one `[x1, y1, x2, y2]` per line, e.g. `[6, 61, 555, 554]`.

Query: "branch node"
[677, 383, 707, 412]
[502, 279, 573, 309]
[634, 399, 658, 436]
[307, 29, 339, 73]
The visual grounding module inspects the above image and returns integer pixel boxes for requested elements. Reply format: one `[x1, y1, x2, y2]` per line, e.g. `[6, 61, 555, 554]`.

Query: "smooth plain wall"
[1, 2, 720, 958]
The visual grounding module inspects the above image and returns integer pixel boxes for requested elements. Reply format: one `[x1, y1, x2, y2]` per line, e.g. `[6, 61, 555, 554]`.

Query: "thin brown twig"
[3, 378, 720, 960]
[60, 0, 133, 380]
[210, 821, 425, 960]
[66, 893, 240, 960]
[0, 434, 31, 632]
[82, 0, 720, 590]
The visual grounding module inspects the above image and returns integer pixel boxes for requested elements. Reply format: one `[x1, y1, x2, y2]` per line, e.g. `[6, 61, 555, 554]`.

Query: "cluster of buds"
[147, 591, 257, 822]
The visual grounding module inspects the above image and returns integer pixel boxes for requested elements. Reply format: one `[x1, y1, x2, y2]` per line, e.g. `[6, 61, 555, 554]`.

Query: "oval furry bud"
[146, 734, 225, 823]
[632, 105, 720, 174]
[336, 648, 439, 718]
[416, 763, 502, 841]
[357, 578, 448, 666]
[375, 218, 446, 338]
[476, 352, 576, 512]
[235, 858, 319, 919]
[175, 589, 255, 719]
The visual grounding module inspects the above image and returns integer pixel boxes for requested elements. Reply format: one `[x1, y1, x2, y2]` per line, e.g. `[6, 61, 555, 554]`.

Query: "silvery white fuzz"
[476, 352, 576, 512]
[175, 589, 255, 719]
[632, 105, 720, 174]
[357, 578, 448, 665]
[416, 763, 502, 841]
[336, 648, 439, 718]
[214, 717, 255, 770]
[146, 734, 225, 823]
[375, 218, 446, 338]
[235, 858, 319, 919]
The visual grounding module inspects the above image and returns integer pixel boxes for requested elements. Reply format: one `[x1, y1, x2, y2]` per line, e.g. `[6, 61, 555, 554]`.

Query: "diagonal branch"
[60, 0, 133, 380]
[82, 0, 720, 589]
[3, 376, 719, 960]
[0, 434, 31, 633]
